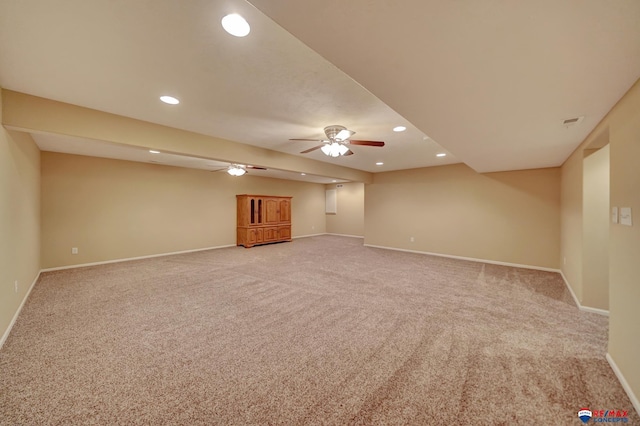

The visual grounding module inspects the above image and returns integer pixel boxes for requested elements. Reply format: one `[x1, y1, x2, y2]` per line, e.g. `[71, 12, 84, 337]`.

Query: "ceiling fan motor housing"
[324, 125, 352, 142]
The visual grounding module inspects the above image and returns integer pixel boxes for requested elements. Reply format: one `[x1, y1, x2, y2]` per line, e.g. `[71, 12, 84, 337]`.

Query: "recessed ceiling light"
[149, 150, 160, 154]
[376, 162, 384, 166]
[436, 153, 446, 157]
[301, 173, 306, 176]
[222, 14, 250, 37]
[160, 95, 179, 105]
[393, 126, 406, 132]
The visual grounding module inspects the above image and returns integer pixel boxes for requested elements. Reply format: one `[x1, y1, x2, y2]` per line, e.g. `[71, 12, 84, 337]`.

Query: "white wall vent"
[562, 116, 584, 127]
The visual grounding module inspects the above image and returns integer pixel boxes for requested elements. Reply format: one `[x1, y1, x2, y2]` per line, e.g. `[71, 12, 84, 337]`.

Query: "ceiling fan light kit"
[224, 163, 267, 176]
[321, 142, 349, 157]
[227, 164, 247, 176]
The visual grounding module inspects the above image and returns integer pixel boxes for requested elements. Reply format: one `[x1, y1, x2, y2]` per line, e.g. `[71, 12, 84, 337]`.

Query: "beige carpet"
[1, 235, 637, 425]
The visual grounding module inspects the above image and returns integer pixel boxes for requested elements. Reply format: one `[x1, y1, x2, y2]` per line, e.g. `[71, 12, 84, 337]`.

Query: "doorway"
[582, 140, 610, 311]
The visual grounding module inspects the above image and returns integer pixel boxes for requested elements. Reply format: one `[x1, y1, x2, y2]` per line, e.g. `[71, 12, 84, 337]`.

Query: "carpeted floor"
[1, 235, 637, 425]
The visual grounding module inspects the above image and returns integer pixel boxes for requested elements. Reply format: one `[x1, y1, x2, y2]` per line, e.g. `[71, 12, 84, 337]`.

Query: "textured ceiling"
[1, 0, 639, 178]
[0, 0, 457, 179]
[249, 0, 640, 172]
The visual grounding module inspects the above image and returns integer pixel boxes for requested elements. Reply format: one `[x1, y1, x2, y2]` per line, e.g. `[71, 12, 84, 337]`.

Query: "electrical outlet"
[410, 237, 415, 243]
[563, 257, 566, 265]
[312, 225, 315, 230]
[14, 280, 18, 293]
[71, 247, 78, 255]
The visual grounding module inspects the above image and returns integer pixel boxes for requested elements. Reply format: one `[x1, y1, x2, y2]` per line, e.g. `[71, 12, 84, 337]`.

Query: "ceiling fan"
[290, 125, 385, 157]
[213, 163, 267, 176]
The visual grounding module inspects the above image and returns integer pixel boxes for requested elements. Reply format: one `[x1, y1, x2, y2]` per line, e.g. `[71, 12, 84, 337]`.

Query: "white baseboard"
[363, 243, 561, 273]
[0, 271, 41, 350]
[292, 233, 326, 239]
[579, 305, 610, 316]
[41, 244, 236, 272]
[606, 353, 640, 416]
[559, 271, 581, 309]
[293, 233, 364, 239]
[363, 245, 604, 316]
[39, 235, 361, 272]
[559, 271, 610, 316]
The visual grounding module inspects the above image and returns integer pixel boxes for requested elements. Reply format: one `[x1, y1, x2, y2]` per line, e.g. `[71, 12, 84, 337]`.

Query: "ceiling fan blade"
[290, 138, 323, 142]
[343, 149, 354, 156]
[300, 144, 325, 154]
[246, 165, 267, 170]
[348, 140, 385, 147]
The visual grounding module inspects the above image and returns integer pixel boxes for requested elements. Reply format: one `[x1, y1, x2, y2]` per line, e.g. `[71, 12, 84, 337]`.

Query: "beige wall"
[561, 78, 640, 407]
[41, 152, 326, 269]
[365, 164, 561, 269]
[608, 80, 640, 404]
[325, 182, 364, 237]
[560, 148, 584, 301]
[582, 145, 610, 310]
[0, 123, 40, 342]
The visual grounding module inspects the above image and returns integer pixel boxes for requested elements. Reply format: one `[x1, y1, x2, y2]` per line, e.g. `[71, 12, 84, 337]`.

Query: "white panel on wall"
[620, 207, 632, 226]
[326, 189, 337, 214]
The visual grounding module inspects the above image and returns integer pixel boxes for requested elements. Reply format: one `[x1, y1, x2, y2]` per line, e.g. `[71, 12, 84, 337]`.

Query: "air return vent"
[562, 116, 584, 126]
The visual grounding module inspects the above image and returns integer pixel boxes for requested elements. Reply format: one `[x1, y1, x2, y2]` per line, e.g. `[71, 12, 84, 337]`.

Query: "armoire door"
[264, 198, 279, 225]
[279, 199, 291, 223]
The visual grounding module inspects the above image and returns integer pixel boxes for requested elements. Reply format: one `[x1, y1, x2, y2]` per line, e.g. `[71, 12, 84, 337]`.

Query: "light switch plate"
[612, 207, 619, 224]
[620, 207, 632, 226]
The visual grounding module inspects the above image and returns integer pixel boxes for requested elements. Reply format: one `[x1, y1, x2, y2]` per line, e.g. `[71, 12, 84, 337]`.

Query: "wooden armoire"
[236, 195, 292, 248]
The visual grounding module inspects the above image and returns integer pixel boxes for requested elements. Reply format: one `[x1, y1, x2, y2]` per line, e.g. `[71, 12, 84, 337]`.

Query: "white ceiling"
[249, 0, 640, 173]
[0, 0, 457, 180]
[1, 0, 639, 177]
